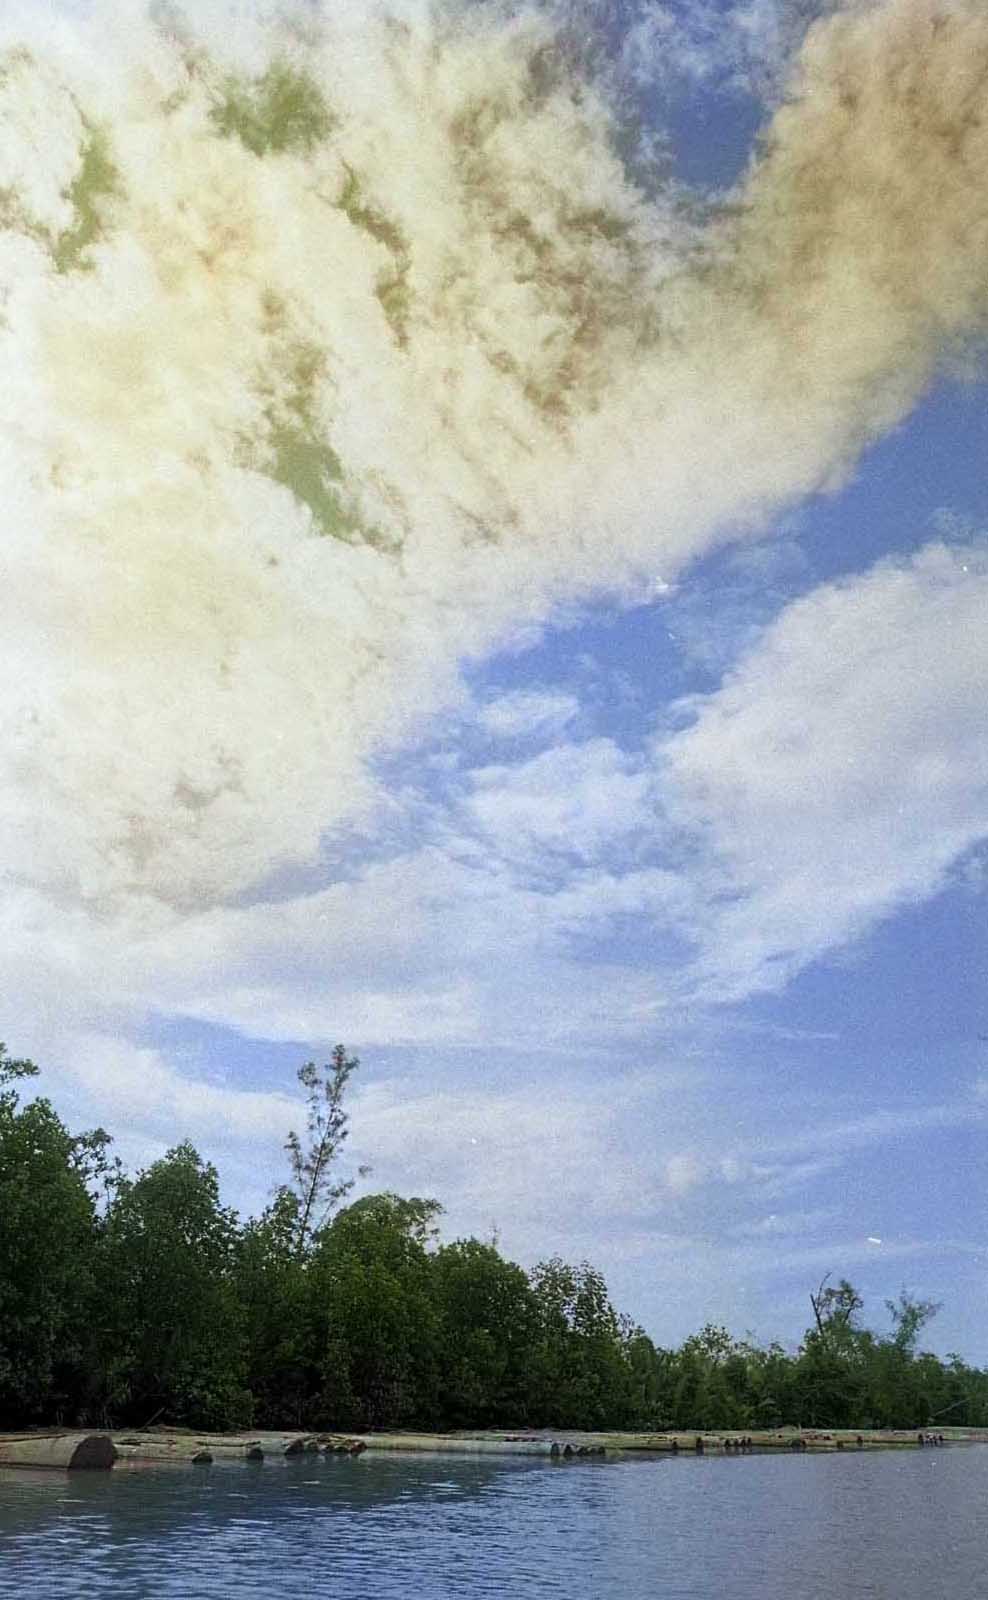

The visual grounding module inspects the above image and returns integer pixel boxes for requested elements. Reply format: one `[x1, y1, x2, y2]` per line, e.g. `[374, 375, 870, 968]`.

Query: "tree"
[619, 1318, 665, 1424]
[0, 1044, 38, 1095]
[797, 1276, 871, 1426]
[433, 1239, 539, 1426]
[94, 1142, 250, 1428]
[70, 1125, 123, 1211]
[743, 1340, 796, 1431]
[528, 1257, 639, 1427]
[886, 1290, 941, 1353]
[307, 1193, 443, 1428]
[852, 1292, 944, 1427]
[7, 1043, 988, 1435]
[659, 1325, 756, 1430]
[283, 1046, 367, 1258]
[0, 1047, 98, 1422]
[809, 1275, 864, 1350]
[237, 1189, 314, 1426]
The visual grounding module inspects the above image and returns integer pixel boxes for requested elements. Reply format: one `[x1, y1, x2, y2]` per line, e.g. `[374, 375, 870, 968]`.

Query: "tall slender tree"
[284, 1045, 368, 1258]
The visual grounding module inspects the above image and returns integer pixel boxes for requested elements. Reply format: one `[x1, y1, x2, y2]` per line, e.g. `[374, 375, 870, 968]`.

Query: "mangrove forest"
[2, 1043, 986, 1436]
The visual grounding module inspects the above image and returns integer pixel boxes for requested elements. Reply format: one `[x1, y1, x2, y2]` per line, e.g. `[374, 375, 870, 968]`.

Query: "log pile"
[6, 1422, 976, 1472]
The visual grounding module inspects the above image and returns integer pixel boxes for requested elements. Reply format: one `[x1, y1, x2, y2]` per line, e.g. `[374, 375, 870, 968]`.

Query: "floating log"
[574, 1428, 979, 1454]
[0, 1433, 116, 1471]
[354, 1433, 565, 1457]
[139, 1430, 309, 1459]
[115, 1436, 212, 1465]
[350, 1427, 987, 1460]
[88, 1423, 988, 1472]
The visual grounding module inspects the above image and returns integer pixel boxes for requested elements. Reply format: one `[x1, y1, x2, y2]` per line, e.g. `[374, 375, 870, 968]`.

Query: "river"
[0, 1446, 984, 1598]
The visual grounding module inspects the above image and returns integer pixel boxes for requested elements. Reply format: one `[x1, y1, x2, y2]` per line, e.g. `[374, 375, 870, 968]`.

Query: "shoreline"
[4, 1425, 988, 1471]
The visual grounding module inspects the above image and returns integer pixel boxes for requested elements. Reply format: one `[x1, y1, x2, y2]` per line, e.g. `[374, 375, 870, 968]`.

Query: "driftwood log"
[115, 1436, 213, 1464]
[353, 1434, 566, 1456]
[0, 1433, 117, 1470]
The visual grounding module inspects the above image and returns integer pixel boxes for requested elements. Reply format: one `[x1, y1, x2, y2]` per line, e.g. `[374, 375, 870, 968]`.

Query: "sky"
[2, 0, 987, 1360]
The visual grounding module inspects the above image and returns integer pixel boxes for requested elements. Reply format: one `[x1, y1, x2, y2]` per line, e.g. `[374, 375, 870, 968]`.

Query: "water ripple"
[0, 1448, 986, 1599]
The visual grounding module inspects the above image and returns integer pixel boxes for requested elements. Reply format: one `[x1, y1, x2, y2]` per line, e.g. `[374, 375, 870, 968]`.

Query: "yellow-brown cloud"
[1, 0, 986, 909]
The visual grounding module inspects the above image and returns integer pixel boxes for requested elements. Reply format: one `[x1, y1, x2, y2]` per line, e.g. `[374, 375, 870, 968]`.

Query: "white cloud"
[128, 849, 688, 1049]
[3, 1, 988, 1353]
[475, 689, 581, 742]
[464, 738, 655, 865]
[660, 542, 988, 999]
[657, 1093, 986, 1205]
[730, 1208, 837, 1239]
[665, 1150, 706, 1193]
[727, 1235, 931, 1275]
[6, 533, 988, 1243]
[68, 1034, 297, 1145]
[351, 1072, 668, 1253]
[620, 0, 794, 101]
[2, 0, 987, 921]
[7, 537, 988, 1134]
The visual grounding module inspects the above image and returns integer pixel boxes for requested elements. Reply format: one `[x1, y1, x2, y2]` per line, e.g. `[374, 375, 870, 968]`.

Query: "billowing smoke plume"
[2, 0, 986, 912]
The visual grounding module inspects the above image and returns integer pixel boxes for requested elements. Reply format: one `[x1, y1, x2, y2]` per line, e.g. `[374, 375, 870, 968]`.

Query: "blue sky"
[138, 350, 988, 1356]
[3, 0, 987, 1362]
[141, 66, 988, 1358]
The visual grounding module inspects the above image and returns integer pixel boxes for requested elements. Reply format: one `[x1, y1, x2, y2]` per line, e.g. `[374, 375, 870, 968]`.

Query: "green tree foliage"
[283, 1047, 367, 1258]
[3, 1047, 988, 1434]
[809, 1276, 864, 1350]
[528, 1257, 646, 1427]
[237, 1189, 313, 1427]
[92, 1142, 250, 1429]
[307, 1193, 443, 1429]
[887, 1290, 941, 1353]
[0, 1048, 99, 1421]
[433, 1240, 539, 1426]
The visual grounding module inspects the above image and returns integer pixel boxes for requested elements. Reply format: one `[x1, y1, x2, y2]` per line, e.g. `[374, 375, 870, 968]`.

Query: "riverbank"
[5, 1425, 987, 1470]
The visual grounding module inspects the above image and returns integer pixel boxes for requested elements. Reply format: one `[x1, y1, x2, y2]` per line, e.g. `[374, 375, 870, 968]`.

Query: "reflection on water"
[0, 1447, 986, 1599]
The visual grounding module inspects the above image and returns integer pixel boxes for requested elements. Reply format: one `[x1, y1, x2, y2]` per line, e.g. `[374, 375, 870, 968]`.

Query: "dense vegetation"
[2, 1044, 986, 1434]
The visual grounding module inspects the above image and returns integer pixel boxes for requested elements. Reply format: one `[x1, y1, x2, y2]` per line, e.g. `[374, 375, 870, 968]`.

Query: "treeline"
[2, 1045, 986, 1434]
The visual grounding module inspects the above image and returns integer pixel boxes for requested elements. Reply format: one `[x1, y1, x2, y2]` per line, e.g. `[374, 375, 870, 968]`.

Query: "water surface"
[1, 1446, 984, 1599]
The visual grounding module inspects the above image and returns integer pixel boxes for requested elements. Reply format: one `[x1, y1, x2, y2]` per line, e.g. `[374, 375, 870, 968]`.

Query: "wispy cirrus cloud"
[661, 1093, 987, 1200]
